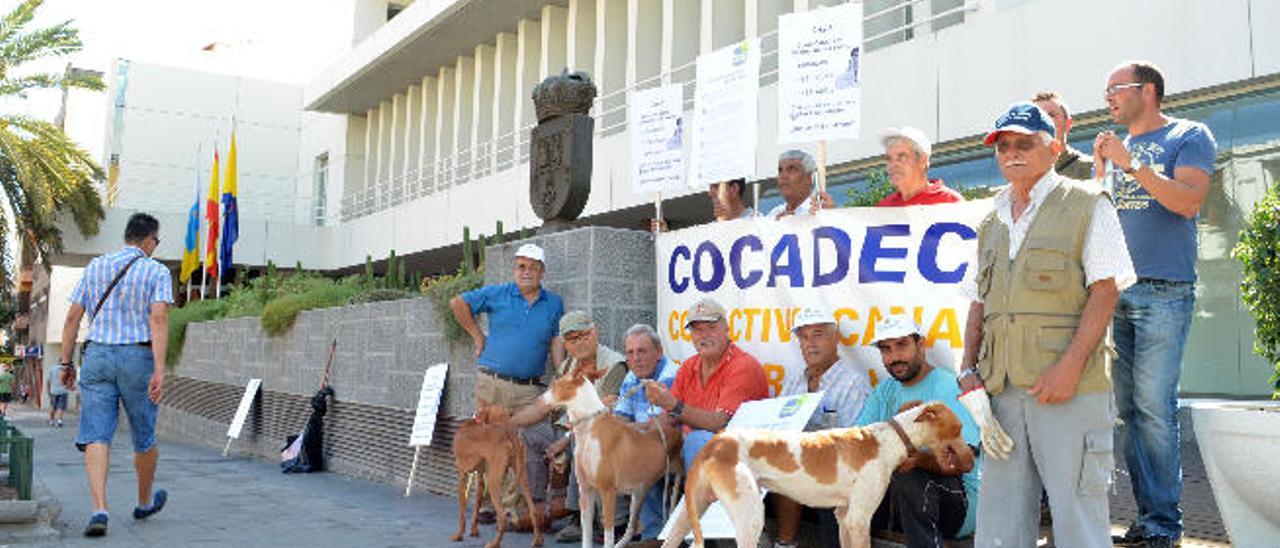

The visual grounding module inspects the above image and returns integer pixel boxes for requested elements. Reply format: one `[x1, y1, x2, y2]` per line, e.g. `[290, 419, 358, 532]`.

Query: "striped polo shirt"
[70, 246, 174, 344]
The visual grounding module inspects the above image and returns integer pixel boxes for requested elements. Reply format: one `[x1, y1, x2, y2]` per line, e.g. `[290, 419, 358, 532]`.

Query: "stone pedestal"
[485, 226, 656, 352]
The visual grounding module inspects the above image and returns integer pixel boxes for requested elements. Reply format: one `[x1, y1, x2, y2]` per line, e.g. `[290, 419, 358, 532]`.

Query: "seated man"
[772, 308, 873, 548]
[511, 310, 628, 540]
[857, 315, 980, 546]
[611, 323, 679, 543]
[643, 297, 769, 470]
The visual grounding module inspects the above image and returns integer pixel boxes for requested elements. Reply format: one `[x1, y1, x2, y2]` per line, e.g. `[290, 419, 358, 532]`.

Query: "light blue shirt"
[70, 247, 173, 344]
[856, 367, 981, 538]
[614, 356, 677, 423]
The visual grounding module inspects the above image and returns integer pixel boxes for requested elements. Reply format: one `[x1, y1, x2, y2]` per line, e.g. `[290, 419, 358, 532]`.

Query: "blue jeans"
[1112, 280, 1194, 539]
[681, 429, 716, 471]
[76, 343, 158, 453]
[638, 475, 674, 539]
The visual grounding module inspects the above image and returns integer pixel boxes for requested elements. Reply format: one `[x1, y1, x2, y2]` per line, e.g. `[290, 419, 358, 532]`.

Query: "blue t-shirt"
[1114, 118, 1217, 282]
[856, 368, 981, 538]
[614, 356, 678, 423]
[461, 283, 564, 379]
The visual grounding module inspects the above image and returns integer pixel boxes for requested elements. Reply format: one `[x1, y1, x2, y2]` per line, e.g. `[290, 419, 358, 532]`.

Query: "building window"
[313, 153, 328, 227]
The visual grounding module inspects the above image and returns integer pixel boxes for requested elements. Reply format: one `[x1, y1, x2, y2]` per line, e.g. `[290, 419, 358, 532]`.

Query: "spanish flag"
[219, 132, 238, 280]
[205, 147, 220, 279]
[179, 171, 200, 283]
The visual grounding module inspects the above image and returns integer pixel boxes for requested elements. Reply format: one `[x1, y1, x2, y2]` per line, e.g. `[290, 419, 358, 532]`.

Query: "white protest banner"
[655, 202, 991, 395]
[777, 3, 863, 144]
[690, 39, 761, 188]
[659, 393, 822, 541]
[223, 378, 262, 456]
[629, 85, 687, 194]
[409, 363, 450, 447]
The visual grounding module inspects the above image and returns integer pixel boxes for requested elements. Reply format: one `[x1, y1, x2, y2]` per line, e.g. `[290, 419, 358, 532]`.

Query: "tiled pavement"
[10, 403, 1230, 547]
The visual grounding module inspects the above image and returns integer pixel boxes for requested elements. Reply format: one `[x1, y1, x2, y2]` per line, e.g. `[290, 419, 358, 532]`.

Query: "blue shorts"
[76, 343, 158, 452]
[51, 393, 68, 410]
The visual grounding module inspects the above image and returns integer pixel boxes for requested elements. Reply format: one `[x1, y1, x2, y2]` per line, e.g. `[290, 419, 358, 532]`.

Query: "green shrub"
[423, 268, 484, 342]
[166, 298, 229, 367]
[260, 283, 365, 337]
[347, 288, 415, 305]
[843, 167, 894, 207]
[1233, 181, 1280, 398]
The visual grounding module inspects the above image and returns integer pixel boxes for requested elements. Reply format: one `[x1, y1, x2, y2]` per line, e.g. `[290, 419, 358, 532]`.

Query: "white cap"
[791, 307, 835, 334]
[515, 243, 545, 263]
[872, 315, 923, 344]
[879, 126, 932, 157]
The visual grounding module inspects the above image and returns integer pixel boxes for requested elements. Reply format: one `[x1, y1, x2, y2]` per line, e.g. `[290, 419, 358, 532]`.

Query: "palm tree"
[0, 0, 105, 353]
[0, 0, 105, 276]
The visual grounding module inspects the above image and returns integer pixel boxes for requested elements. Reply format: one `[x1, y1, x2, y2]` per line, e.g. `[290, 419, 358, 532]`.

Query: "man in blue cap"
[957, 102, 1135, 547]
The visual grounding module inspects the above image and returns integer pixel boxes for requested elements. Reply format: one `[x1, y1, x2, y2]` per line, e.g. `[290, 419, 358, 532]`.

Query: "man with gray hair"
[768, 149, 834, 219]
[1032, 91, 1094, 181]
[960, 102, 1134, 547]
[877, 127, 963, 206]
[611, 323, 678, 543]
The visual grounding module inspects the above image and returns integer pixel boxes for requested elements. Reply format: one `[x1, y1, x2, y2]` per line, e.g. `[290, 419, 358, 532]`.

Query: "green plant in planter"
[1233, 180, 1280, 398]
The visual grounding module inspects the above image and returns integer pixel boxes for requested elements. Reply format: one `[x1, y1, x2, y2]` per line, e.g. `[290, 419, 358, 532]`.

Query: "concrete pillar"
[389, 93, 404, 188]
[472, 44, 495, 175]
[595, 0, 628, 130]
[405, 85, 421, 187]
[362, 107, 375, 202]
[540, 5, 569, 78]
[628, 0, 662, 87]
[514, 19, 541, 163]
[435, 67, 456, 187]
[419, 75, 438, 193]
[453, 55, 475, 183]
[568, 0, 597, 74]
[375, 100, 391, 205]
[344, 113, 367, 217]
[493, 32, 518, 172]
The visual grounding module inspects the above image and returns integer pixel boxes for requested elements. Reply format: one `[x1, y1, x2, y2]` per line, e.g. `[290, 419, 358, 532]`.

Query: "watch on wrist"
[1124, 156, 1142, 174]
[957, 367, 978, 381]
[669, 401, 685, 420]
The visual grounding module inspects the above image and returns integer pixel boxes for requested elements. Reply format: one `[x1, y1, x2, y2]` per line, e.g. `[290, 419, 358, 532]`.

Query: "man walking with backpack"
[60, 213, 173, 537]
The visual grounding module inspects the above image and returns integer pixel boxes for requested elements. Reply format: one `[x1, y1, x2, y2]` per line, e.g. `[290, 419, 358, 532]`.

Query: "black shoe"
[133, 489, 167, 520]
[83, 513, 108, 537]
[1112, 525, 1145, 546]
[1144, 536, 1181, 548]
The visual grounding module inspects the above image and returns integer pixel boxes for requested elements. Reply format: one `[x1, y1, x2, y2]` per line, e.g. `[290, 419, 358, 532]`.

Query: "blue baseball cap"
[982, 102, 1056, 146]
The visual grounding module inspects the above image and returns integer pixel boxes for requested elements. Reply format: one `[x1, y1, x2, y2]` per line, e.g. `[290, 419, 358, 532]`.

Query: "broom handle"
[320, 339, 337, 388]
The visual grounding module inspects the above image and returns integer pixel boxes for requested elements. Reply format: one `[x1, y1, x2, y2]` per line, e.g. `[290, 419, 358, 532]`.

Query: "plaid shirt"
[70, 247, 173, 344]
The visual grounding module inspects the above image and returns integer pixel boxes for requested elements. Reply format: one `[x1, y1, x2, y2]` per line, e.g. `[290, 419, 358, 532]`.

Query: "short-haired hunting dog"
[542, 371, 683, 548]
[451, 402, 543, 548]
[661, 401, 967, 548]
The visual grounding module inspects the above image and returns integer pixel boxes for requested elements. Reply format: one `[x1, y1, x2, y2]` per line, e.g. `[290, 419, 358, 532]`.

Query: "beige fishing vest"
[975, 180, 1113, 396]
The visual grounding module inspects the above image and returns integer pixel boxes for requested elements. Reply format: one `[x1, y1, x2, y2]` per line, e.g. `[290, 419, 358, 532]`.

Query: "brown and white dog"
[660, 401, 966, 548]
[451, 402, 543, 548]
[541, 371, 683, 548]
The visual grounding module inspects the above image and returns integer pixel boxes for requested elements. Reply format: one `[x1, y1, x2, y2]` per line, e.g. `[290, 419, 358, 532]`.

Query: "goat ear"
[914, 404, 939, 423]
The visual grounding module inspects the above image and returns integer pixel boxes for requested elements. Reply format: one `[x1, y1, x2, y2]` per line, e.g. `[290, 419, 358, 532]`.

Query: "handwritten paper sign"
[409, 364, 449, 447]
[629, 85, 687, 193]
[227, 378, 262, 439]
[777, 3, 863, 143]
[691, 39, 761, 188]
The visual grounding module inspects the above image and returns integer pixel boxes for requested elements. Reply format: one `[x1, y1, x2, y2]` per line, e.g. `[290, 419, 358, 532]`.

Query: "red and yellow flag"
[204, 148, 220, 279]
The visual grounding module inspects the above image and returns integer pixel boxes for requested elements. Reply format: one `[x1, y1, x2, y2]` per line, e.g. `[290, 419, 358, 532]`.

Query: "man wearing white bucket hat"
[855, 314, 982, 545]
[770, 307, 873, 548]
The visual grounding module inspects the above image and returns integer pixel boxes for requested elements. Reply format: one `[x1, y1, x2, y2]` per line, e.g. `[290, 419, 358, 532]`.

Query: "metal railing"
[0, 419, 33, 500]
[339, 0, 976, 221]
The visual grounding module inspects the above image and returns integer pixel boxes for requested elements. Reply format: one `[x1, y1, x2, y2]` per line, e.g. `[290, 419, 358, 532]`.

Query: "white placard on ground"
[690, 38, 761, 188]
[226, 378, 262, 439]
[409, 364, 449, 447]
[777, 3, 863, 143]
[659, 393, 822, 540]
[629, 84, 687, 194]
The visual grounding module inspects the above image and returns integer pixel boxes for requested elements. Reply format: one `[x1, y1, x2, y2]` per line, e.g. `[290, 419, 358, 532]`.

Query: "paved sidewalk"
[12, 406, 542, 548]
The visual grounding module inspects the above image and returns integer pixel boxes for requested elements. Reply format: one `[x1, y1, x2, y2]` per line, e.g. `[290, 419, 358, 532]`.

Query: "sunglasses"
[1105, 82, 1145, 97]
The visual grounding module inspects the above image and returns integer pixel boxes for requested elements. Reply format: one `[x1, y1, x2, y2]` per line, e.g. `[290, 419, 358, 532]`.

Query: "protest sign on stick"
[405, 363, 449, 497]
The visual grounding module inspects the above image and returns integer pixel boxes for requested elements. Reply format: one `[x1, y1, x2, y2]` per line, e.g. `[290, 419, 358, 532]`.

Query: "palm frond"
[0, 0, 41, 47]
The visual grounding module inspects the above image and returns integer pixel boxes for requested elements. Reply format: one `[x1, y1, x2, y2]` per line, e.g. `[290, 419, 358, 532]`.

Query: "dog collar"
[887, 418, 917, 455]
[567, 408, 608, 430]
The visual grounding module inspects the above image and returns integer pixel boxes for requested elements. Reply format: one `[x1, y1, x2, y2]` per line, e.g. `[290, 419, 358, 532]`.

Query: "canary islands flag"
[179, 171, 200, 283]
[220, 132, 238, 279]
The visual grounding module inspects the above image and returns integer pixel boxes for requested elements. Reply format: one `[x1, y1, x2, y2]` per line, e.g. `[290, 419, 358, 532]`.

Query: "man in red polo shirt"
[876, 126, 963, 207]
[643, 297, 769, 469]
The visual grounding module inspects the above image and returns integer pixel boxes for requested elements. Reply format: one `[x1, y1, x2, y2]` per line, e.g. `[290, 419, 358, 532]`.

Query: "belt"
[84, 340, 152, 348]
[478, 368, 544, 386]
[1136, 278, 1193, 286]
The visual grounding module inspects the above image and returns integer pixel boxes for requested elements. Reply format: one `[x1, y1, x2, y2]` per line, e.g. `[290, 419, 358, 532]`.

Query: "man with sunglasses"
[960, 102, 1134, 548]
[1094, 61, 1218, 548]
[60, 213, 173, 537]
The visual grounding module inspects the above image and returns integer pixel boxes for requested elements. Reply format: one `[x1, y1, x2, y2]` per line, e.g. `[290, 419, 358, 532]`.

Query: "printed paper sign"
[691, 39, 761, 188]
[227, 378, 262, 439]
[409, 364, 449, 447]
[629, 85, 687, 194]
[777, 3, 863, 143]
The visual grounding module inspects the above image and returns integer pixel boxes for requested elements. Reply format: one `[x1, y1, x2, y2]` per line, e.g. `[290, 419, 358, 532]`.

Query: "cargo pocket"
[977, 250, 995, 298]
[1023, 247, 1067, 291]
[1078, 429, 1113, 496]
